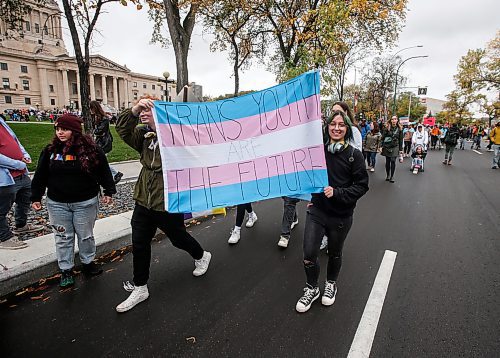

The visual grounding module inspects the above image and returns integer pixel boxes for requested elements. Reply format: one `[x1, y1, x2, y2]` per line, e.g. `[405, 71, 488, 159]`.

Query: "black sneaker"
[322, 281, 337, 306]
[389, 177, 395, 183]
[113, 172, 124, 184]
[60, 270, 75, 288]
[82, 261, 103, 276]
[296, 285, 320, 313]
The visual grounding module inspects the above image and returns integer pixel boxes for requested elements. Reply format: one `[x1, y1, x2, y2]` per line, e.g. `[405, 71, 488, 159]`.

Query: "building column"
[37, 67, 50, 109]
[76, 71, 81, 109]
[101, 75, 108, 104]
[112, 76, 119, 109]
[62, 69, 70, 109]
[89, 73, 96, 100]
[125, 79, 130, 107]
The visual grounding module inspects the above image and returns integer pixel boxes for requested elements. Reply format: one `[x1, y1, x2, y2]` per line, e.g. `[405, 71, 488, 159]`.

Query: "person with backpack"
[381, 116, 404, 183]
[90, 101, 123, 184]
[490, 121, 500, 169]
[443, 123, 460, 165]
[402, 124, 414, 157]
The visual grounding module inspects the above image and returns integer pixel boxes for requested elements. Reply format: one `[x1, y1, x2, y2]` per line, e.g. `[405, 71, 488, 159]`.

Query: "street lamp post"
[393, 45, 423, 57]
[161, 71, 175, 102]
[392, 55, 429, 115]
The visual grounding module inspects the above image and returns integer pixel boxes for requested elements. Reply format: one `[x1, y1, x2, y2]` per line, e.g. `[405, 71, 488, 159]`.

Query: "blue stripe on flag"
[155, 71, 320, 125]
[167, 169, 327, 213]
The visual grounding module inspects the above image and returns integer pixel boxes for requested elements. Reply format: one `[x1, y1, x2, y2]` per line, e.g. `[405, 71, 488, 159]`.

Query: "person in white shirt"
[412, 124, 429, 150]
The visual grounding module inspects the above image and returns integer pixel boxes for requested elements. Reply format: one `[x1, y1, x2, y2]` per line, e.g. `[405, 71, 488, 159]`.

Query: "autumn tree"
[395, 92, 426, 121]
[201, 0, 266, 96]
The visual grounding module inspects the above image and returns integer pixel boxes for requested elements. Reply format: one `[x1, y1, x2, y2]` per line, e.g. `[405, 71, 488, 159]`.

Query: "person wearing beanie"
[295, 110, 369, 313]
[31, 114, 116, 288]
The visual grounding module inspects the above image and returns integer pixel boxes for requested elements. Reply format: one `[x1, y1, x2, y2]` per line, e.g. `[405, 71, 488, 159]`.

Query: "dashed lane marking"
[473, 150, 483, 155]
[347, 250, 398, 358]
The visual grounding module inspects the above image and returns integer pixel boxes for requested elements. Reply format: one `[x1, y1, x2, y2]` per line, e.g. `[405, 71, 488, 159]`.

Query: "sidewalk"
[2, 160, 140, 297]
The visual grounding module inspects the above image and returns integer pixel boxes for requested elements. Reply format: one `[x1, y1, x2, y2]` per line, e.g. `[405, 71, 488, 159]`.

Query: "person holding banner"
[332, 102, 363, 152]
[115, 97, 212, 313]
[228, 203, 258, 244]
[296, 110, 369, 313]
[381, 116, 404, 183]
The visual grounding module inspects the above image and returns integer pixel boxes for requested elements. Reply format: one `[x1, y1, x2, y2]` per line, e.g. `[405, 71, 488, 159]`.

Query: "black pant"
[131, 204, 204, 286]
[303, 206, 353, 287]
[235, 203, 253, 227]
[385, 156, 397, 178]
[404, 141, 412, 155]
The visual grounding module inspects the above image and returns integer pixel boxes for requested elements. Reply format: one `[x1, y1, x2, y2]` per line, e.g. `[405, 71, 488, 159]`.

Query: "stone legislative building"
[0, 0, 177, 112]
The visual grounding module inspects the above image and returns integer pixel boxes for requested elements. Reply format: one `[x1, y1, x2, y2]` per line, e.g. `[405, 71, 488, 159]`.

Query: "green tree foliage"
[395, 92, 426, 121]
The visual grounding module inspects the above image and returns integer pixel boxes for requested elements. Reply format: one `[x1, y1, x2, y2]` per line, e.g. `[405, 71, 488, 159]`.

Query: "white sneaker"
[116, 285, 149, 313]
[290, 217, 299, 231]
[296, 286, 320, 313]
[245, 212, 258, 228]
[228, 229, 241, 244]
[322, 281, 337, 306]
[370, 167, 375, 172]
[193, 251, 211, 276]
[320, 235, 328, 250]
[277, 236, 289, 248]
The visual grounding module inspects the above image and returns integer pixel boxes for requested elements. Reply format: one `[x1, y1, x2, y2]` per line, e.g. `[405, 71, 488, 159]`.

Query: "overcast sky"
[59, 0, 499, 101]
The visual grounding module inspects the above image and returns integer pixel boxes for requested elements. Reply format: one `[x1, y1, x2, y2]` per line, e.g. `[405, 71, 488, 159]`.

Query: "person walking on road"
[490, 121, 500, 169]
[381, 116, 404, 183]
[277, 196, 300, 248]
[31, 114, 116, 287]
[363, 122, 382, 172]
[443, 123, 460, 165]
[332, 102, 362, 152]
[115, 97, 212, 313]
[412, 124, 429, 151]
[403, 124, 414, 157]
[296, 110, 369, 313]
[90, 101, 123, 184]
[0, 118, 44, 250]
[228, 203, 258, 244]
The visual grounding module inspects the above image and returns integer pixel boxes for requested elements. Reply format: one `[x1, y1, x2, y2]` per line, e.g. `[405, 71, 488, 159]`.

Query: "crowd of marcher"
[1, 97, 498, 315]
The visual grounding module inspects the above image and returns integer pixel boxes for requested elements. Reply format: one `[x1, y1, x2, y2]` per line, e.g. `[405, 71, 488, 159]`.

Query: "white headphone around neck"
[327, 142, 345, 154]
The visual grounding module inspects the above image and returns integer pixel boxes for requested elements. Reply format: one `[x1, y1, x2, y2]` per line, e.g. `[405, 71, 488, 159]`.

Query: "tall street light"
[393, 45, 423, 57]
[392, 55, 429, 115]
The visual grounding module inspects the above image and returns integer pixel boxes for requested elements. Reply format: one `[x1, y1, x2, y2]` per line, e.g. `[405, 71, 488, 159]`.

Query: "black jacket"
[311, 145, 369, 218]
[92, 116, 113, 154]
[31, 145, 116, 203]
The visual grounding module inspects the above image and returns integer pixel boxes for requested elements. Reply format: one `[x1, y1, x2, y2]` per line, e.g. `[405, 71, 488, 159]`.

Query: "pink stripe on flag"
[165, 145, 326, 192]
[158, 94, 320, 147]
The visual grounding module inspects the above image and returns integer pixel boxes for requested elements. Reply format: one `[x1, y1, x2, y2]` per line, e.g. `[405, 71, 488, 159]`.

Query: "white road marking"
[347, 250, 398, 358]
[473, 150, 483, 155]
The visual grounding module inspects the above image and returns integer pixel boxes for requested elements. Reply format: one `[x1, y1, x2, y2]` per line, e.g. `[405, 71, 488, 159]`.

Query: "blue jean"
[47, 196, 99, 271]
[492, 144, 500, 167]
[105, 154, 118, 177]
[0, 174, 31, 242]
[366, 151, 377, 167]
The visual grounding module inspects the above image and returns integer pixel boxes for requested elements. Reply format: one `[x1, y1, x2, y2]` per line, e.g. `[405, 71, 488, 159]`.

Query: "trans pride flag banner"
[153, 71, 328, 213]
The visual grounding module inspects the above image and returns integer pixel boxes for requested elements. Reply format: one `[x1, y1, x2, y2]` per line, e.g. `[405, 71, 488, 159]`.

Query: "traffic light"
[418, 87, 427, 95]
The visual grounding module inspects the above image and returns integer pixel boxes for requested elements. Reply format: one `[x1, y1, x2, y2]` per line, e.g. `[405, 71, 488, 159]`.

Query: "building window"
[133, 82, 137, 88]
[43, 26, 48, 35]
[152, 84, 156, 90]
[2, 78, 10, 89]
[0, 63, 7, 71]
[143, 83, 146, 89]
[25, 21, 31, 31]
[160, 85, 163, 91]
[71, 83, 78, 95]
[5, 96, 12, 104]
[22, 80, 30, 90]
[49, 84, 54, 92]
[51, 99, 56, 106]
[25, 97, 31, 105]
[133, 92, 138, 100]
[35, 23, 40, 33]
[21, 65, 28, 73]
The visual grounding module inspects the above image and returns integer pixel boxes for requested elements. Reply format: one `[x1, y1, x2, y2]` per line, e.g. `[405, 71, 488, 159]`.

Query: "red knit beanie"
[54, 114, 83, 133]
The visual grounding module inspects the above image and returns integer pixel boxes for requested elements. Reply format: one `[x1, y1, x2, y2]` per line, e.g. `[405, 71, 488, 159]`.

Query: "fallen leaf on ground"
[186, 337, 196, 344]
[105, 268, 116, 273]
[30, 295, 44, 300]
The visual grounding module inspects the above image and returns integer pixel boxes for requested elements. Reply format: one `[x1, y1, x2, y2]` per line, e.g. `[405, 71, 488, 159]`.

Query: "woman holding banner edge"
[296, 110, 369, 313]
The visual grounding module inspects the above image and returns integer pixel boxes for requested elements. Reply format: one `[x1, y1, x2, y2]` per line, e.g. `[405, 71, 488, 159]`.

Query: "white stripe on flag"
[161, 120, 323, 170]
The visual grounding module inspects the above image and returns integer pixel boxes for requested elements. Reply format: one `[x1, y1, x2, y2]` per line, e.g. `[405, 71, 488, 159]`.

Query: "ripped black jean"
[303, 205, 353, 287]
